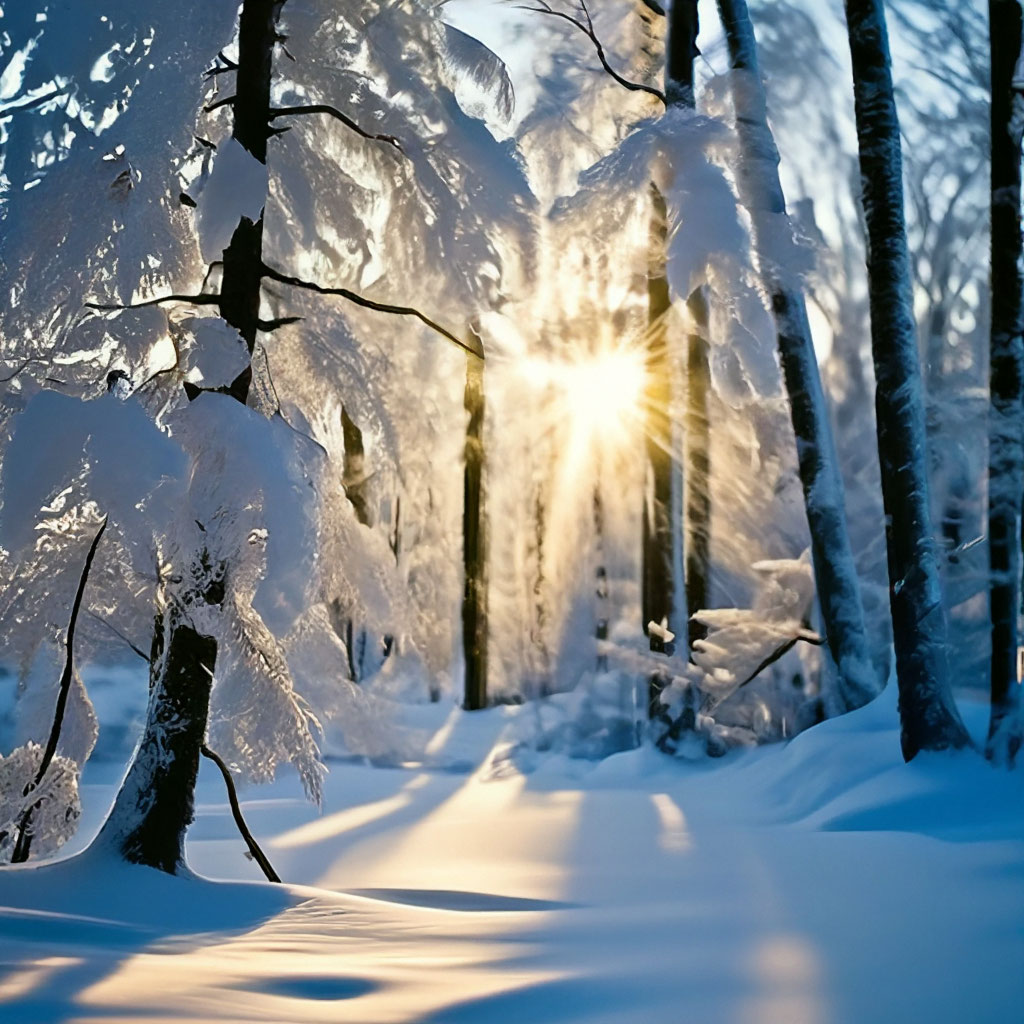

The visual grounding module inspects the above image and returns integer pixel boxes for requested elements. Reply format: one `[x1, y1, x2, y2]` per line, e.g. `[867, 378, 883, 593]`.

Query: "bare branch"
[85, 293, 221, 313]
[269, 105, 403, 151]
[0, 88, 65, 117]
[204, 94, 237, 113]
[515, 0, 666, 103]
[201, 744, 281, 883]
[11, 519, 107, 863]
[736, 632, 824, 692]
[261, 262, 481, 358]
[87, 609, 150, 663]
[1, 357, 49, 383]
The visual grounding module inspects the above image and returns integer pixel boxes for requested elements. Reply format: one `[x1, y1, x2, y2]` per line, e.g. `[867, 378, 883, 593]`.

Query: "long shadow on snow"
[0, 849, 293, 1022]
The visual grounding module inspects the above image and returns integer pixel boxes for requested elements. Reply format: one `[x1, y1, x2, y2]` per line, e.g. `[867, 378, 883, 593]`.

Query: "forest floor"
[1, 684, 1023, 1024]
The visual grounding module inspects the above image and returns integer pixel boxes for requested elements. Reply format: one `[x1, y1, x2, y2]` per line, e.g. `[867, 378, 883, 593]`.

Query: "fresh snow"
[1, 684, 1021, 1024]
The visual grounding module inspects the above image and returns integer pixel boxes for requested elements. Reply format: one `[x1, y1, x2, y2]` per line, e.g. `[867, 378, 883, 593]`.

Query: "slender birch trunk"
[843, 0, 971, 758]
[986, 0, 1024, 765]
[716, 0, 876, 713]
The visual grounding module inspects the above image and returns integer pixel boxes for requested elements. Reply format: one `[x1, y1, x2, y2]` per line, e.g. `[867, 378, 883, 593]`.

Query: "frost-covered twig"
[515, 0, 666, 103]
[11, 518, 107, 862]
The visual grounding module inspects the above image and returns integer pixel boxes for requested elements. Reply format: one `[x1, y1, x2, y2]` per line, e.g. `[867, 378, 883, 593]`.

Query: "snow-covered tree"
[986, 0, 1024, 766]
[842, 0, 971, 758]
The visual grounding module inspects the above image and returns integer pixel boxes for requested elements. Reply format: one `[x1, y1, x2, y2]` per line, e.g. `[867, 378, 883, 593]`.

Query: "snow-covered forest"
[0, 1, 1022, 1021]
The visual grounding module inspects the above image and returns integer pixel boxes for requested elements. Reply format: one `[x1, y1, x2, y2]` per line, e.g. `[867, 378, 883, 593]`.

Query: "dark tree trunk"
[98, 0, 284, 874]
[986, 0, 1024, 765]
[717, 0, 876, 713]
[341, 405, 372, 527]
[462, 339, 488, 710]
[643, 182, 677, 657]
[95, 609, 217, 874]
[843, 0, 971, 758]
[645, 0, 711, 718]
[594, 487, 610, 672]
[222, 0, 282, 402]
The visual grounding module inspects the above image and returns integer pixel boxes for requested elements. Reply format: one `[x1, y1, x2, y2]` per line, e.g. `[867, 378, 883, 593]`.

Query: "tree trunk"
[98, 0, 284, 873]
[643, 182, 677, 657]
[222, 0, 281, 402]
[669, 0, 712, 651]
[95, 609, 217, 874]
[645, 1, 711, 719]
[462, 338, 488, 710]
[986, 0, 1024, 765]
[843, 0, 971, 758]
[717, 0, 876, 713]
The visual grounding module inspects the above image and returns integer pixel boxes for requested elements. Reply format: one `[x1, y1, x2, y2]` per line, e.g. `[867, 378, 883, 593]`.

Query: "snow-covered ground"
[1, 685, 1023, 1024]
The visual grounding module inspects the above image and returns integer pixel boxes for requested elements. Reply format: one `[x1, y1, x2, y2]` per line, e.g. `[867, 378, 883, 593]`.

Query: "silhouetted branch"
[269, 105, 403, 151]
[515, 0, 666, 103]
[11, 519, 107, 863]
[200, 745, 281, 883]
[735, 632, 824, 691]
[86, 293, 221, 313]
[205, 94, 237, 113]
[1, 358, 49, 383]
[0, 89, 64, 117]
[87, 609, 150, 663]
[261, 262, 481, 358]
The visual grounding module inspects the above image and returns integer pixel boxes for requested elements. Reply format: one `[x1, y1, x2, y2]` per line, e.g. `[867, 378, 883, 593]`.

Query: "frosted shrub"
[0, 743, 81, 864]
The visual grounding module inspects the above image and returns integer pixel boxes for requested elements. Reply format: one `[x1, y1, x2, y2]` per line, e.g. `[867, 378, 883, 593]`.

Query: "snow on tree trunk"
[843, 0, 971, 758]
[462, 339, 489, 711]
[717, 0, 876, 714]
[219, 0, 282, 403]
[96, 607, 217, 874]
[986, 0, 1024, 766]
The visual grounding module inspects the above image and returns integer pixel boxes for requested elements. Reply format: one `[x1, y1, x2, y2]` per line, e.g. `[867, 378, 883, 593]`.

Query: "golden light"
[521, 346, 646, 452]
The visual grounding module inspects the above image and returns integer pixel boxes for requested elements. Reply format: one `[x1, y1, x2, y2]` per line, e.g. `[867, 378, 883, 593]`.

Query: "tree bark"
[643, 182, 677, 657]
[98, 0, 285, 873]
[462, 335, 488, 710]
[716, 0, 876, 713]
[986, 0, 1024, 765]
[221, 0, 282, 402]
[843, 0, 971, 758]
[95, 607, 217, 874]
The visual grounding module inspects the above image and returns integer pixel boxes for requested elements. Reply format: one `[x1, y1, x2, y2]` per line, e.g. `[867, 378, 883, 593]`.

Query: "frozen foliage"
[0, 742, 81, 863]
[0, 2, 238, 391]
